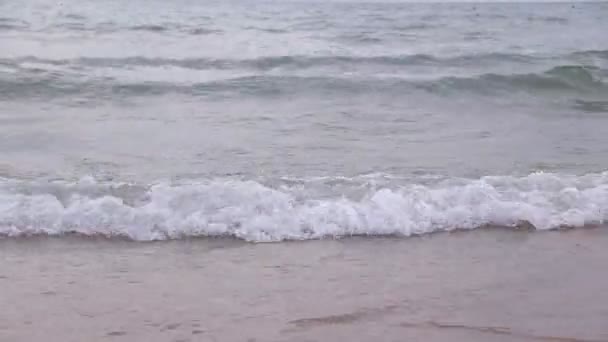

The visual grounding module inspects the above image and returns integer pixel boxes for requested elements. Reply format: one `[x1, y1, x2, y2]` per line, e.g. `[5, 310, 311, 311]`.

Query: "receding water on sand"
[1, 228, 608, 342]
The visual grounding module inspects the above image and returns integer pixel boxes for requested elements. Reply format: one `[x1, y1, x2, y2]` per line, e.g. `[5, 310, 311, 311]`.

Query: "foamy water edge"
[1, 172, 607, 242]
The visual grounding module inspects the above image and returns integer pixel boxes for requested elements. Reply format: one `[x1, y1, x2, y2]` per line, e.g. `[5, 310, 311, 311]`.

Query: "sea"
[1, 1, 608, 341]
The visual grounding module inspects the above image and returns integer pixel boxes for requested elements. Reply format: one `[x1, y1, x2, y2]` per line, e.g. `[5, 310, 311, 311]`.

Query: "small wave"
[526, 15, 568, 24]
[425, 65, 606, 94]
[546, 65, 598, 82]
[572, 99, 608, 113]
[0, 52, 539, 72]
[0, 18, 28, 31]
[1, 172, 607, 242]
[188, 27, 221, 35]
[0, 23, 22, 31]
[334, 33, 384, 44]
[243, 26, 287, 34]
[30, 20, 221, 35]
[571, 50, 608, 60]
[5, 49, 603, 73]
[1, 55, 605, 99]
[0, 73, 604, 101]
[129, 24, 170, 32]
[63, 13, 87, 21]
[393, 23, 435, 31]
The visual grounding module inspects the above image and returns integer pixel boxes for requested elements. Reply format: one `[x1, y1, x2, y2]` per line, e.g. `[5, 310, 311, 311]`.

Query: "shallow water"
[1, 228, 608, 341]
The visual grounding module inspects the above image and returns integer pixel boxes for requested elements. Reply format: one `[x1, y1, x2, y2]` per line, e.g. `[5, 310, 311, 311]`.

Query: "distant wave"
[525, 15, 568, 24]
[571, 49, 608, 59]
[2, 19, 223, 35]
[1, 172, 607, 242]
[128, 24, 170, 32]
[0, 52, 554, 71]
[1, 61, 605, 100]
[423, 65, 607, 94]
[0, 47, 608, 71]
[0, 11, 575, 35]
[0, 18, 28, 31]
[3, 49, 607, 72]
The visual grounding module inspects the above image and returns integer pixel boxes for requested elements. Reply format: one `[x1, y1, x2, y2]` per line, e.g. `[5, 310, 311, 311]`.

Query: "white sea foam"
[1, 172, 607, 242]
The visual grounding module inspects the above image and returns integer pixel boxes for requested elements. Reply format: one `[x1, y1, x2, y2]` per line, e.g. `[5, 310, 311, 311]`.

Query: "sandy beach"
[1, 228, 607, 342]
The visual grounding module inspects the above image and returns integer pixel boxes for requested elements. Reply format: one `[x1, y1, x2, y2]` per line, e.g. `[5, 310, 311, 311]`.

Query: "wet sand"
[1, 228, 608, 342]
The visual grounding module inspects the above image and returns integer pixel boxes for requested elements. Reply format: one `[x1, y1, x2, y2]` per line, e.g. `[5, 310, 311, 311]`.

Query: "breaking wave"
[1, 172, 607, 242]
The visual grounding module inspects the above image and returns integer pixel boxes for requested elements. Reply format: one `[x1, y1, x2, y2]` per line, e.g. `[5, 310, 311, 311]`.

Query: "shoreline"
[1, 227, 607, 341]
[0, 222, 605, 244]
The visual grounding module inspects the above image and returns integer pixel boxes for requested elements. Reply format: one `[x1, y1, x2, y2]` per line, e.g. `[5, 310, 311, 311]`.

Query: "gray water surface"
[2, 1, 607, 180]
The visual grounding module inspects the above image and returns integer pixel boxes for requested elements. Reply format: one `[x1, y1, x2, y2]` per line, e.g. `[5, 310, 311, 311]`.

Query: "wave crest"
[1, 172, 607, 242]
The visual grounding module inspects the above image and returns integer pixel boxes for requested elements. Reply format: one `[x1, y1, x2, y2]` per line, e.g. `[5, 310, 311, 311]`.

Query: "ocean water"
[1, 0, 608, 242]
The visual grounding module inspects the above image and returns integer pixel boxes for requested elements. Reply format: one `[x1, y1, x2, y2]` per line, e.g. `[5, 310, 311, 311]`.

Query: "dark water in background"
[1, 1, 608, 241]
